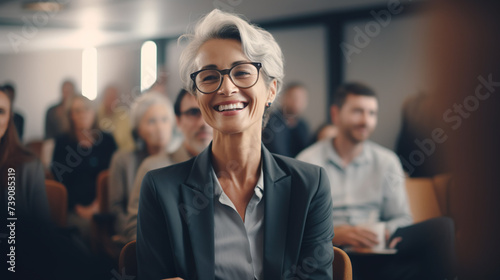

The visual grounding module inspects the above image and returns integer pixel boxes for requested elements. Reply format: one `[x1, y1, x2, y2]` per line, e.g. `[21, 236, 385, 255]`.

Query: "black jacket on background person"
[51, 132, 117, 209]
[263, 109, 311, 158]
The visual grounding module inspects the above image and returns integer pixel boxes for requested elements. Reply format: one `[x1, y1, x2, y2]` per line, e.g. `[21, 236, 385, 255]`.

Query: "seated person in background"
[0, 85, 51, 278]
[51, 95, 117, 241]
[45, 79, 76, 139]
[297, 82, 456, 280]
[2, 83, 24, 141]
[109, 92, 174, 237]
[97, 85, 135, 151]
[0, 86, 99, 280]
[123, 88, 212, 241]
[263, 82, 311, 157]
[136, 10, 334, 279]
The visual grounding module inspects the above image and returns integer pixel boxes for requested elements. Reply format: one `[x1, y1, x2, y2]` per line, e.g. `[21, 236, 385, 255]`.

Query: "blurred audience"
[0, 86, 102, 279]
[45, 79, 77, 139]
[0, 85, 52, 278]
[97, 85, 135, 151]
[2, 83, 24, 141]
[50, 95, 117, 241]
[109, 92, 173, 236]
[263, 82, 310, 157]
[297, 82, 456, 280]
[122, 89, 212, 241]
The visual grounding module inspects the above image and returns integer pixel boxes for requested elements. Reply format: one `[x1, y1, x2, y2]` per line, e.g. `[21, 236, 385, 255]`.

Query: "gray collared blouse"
[212, 165, 264, 280]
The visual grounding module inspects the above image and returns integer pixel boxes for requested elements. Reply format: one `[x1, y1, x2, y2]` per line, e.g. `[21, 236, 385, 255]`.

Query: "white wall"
[165, 39, 186, 101]
[0, 42, 143, 143]
[96, 43, 142, 104]
[343, 14, 426, 150]
[271, 25, 328, 134]
[0, 50, 82, 143]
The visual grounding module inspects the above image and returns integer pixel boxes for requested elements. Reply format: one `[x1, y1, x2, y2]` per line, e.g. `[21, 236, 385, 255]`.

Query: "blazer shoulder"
[273, 153, 322, 171]
[272, 153, 325, 184]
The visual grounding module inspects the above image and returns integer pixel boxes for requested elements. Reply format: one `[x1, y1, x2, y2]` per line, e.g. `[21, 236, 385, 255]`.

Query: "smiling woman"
[136, 9, 334, 280]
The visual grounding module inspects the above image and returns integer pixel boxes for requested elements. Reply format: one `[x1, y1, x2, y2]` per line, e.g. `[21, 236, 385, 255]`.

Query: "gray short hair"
[179, 9, 284, 96]
[130, 91, 174, 131]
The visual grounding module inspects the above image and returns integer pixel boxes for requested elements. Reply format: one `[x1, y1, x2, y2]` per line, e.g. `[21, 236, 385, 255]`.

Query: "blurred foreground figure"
[427, 1, 500, 279]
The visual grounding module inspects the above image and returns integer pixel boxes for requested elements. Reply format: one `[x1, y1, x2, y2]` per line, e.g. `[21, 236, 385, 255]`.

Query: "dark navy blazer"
[137, 144, 334, 280]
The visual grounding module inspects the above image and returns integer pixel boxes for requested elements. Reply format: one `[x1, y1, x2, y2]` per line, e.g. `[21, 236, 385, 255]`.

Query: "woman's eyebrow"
[200, 61, 249, 70]
[201, 64, 218, 70]
[231, 60, 248, 66]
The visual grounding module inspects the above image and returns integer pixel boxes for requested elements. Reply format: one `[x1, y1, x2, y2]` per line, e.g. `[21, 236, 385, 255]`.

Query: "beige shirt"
[108, 149, 148, 235]
[123, 144, 192, 241]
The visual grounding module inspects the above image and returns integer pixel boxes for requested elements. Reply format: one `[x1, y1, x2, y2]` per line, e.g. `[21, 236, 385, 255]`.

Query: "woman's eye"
[233, 71, 250, 77]
[201, 75, 219, 82]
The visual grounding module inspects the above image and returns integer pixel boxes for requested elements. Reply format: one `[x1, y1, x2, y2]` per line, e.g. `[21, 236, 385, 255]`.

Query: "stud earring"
[266, 102, 272, 107]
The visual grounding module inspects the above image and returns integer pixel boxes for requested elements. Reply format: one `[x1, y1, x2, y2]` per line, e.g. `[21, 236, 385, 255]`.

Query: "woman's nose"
[217, 74, 237, 96]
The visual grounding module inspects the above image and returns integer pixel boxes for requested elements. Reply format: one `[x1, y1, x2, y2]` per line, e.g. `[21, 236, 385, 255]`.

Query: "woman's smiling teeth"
[215, 102, 248, 112]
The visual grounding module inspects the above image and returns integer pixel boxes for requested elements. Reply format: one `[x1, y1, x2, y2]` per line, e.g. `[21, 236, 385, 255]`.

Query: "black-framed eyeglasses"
[190, 62, 262, 94]
[179, 108, 202, 118]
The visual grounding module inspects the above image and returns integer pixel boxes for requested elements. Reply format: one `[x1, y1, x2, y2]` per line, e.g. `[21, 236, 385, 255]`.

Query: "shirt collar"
[324, 138, 372, 169]
[212, 163, 265, 200]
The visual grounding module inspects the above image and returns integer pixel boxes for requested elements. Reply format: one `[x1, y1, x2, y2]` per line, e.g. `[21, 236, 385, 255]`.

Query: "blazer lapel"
[262, 145, 292, 279]
[180, 145, 215, 280]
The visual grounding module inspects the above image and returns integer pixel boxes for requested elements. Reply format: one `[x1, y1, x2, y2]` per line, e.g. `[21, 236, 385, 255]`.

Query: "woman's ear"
[267, 80, 277, 104]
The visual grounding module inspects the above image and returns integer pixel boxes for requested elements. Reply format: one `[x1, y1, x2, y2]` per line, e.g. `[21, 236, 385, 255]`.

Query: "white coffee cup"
[358, 222, 385, 251]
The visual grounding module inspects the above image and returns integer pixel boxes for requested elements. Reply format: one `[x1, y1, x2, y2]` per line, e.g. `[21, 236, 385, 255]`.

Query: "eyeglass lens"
[195, 63, 259, 93]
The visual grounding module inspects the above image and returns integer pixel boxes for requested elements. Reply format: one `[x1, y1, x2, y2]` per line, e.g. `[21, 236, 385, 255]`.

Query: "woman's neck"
[211, 127, 262, 187]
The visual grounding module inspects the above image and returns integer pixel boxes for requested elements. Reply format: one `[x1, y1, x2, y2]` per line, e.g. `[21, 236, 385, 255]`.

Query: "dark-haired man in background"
[298, 82, 456, 280]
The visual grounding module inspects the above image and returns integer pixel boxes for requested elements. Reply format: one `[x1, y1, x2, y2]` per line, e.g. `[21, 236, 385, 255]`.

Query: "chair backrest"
[405, 177, 442, 223]
[333, 246, 352, 280]
[45, 179, 68, 227]
[119, 240, 137, 277]
[96, 169, 110, 213]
